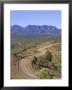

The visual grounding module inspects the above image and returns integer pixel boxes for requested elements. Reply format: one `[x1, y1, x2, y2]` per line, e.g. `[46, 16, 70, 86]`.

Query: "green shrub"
[38, 56, 44, 61]
[44, 51, 52, 62]
[32, 56, 38, 64]
[36, 68, 52, 79]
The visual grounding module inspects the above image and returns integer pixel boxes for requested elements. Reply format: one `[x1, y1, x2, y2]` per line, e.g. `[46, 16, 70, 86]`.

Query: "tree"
[32, 56, 38, 65]
[44, 51, 52, 62]
[36, 68, 52, 79]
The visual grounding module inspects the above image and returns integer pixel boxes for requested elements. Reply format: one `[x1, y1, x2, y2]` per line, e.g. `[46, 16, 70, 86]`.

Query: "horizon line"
[11, 24, 61, 29]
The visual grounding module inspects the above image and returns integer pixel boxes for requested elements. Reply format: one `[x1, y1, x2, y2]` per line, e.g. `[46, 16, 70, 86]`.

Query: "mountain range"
[11, 25, 61, 36]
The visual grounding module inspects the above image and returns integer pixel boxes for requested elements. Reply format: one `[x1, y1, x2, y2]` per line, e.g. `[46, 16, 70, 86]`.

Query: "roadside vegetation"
[36, 68, 52, 79]
[32, 49, 61, 79]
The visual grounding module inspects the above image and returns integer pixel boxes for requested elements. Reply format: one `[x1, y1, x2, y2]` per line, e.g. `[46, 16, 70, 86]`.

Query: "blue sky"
[10, 10, 61, 29]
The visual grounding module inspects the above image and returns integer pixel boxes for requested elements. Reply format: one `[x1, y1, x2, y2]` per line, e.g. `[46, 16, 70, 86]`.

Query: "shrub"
[44, 51, 52, 62]
[36, 68, 52, 79]
[32, 56, 38, 65]
[38, 56, 44, 61]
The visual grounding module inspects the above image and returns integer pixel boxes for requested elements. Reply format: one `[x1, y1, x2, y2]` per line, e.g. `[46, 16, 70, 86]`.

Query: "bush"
[44, 51, 52, 62]
[36, 68, 52, 79]
[32, 56, 38, 65]
[38, 56, 44, 61]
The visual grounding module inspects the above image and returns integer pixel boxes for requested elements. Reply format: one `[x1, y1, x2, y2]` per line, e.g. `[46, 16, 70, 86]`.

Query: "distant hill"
[11, 25, 61, 36]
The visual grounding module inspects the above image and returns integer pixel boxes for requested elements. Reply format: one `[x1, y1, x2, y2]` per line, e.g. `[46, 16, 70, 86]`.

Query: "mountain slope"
[11, 25, 61, 36]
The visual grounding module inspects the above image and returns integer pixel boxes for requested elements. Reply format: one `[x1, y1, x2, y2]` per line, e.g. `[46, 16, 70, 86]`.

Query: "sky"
[10, 10, 61, 29]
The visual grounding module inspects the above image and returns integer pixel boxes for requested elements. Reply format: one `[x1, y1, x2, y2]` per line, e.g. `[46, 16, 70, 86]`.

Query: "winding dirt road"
[20, 43, 60, 79]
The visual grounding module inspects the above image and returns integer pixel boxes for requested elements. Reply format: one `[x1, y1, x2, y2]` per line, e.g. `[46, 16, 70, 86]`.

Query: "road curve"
[20, 43, 60, 79]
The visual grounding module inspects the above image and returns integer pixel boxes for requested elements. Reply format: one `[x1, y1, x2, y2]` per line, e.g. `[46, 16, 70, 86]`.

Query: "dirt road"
[20, 43, 60, 79]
